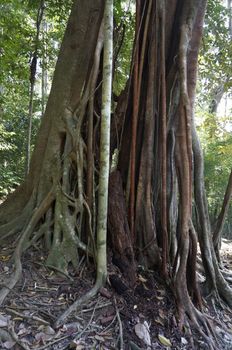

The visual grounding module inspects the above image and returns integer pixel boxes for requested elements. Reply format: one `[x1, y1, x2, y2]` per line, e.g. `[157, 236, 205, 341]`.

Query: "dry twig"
[114, 297, 123, 350]
[6, 307, 49, 326]
[6, 322, 31, 350]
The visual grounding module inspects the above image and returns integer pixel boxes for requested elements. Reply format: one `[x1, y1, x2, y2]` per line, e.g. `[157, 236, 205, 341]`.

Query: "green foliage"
[198, 0, 232, 108]
[0, 0, 133, 197]
[196, 0, 232, 233]
[0, 0, 71, 196]
[113, 0, 135, 95]
[196, 109, 232, 230]
[0, 125, 15, 152]
[0, 117, 24, 196]
[196, 108, 232, 236]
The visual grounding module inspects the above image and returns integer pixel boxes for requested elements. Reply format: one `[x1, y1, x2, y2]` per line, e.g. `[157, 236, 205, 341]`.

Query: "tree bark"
[213, 169, 232, 260]
[96, 0, 113, 287]
[0, 0, 104, 225]
[108, 171, 136, 286]
[1, 0, 232, 340]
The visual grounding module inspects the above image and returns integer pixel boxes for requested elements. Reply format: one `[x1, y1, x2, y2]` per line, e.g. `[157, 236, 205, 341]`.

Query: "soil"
[0, 239, 231, 350]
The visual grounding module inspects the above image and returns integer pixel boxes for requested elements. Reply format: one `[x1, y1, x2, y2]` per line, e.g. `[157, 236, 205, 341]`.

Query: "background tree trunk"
[213, 169, 232, 261]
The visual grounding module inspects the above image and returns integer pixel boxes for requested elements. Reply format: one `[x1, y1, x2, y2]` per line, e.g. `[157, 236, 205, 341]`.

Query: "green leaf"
[158, 334, 172, 347]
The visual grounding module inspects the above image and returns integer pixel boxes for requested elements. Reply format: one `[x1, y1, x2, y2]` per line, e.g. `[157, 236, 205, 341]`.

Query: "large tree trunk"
[0, 0, 105, 300]
[0, 0, 104, 224]
[0, 0, 231, 344]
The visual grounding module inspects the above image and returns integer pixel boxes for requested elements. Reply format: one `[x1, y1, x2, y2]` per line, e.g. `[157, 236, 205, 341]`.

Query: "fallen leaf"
[19, 338, 31, 346]
[69, 340, 85, 349]
[144, 321, 150, 330]
[143, 284, 149, 290]
[138, 274, 147, 283]
[0, 329, 12, 342]
[129, 341, 142, 350]
[154, 317, 165, 326]
[135, 322, 151, 346]
[181, 337, 188, 345]
[0, 255, 11, 261]
[35, 331, 53, 342]
[44, 325, 55, 335]
[158, 309, 165, 319]
[97, 331, 113, 337]
[62, 321, 81, 333]
[0, 314, 10, 323]
[95, 335, 105, 342]
[157, 289, 165, 295]
[3, 341, 16, 349]
[17, 328, 29, 336]
[100, 315, 115, 325]
[0, 319, 8, 327]
[172, 316, 177, 327]
[100, 287, 112, 299]
[158, 334, 172, 347]
[224, 315, 231, 322]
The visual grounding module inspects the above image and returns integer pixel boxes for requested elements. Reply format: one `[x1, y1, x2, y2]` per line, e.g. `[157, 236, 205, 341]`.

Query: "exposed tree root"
[54, 280, 102, 328]
[0, 195, 35, 242]
[0, 190, 54, 305]
[176, 286, 219, 350]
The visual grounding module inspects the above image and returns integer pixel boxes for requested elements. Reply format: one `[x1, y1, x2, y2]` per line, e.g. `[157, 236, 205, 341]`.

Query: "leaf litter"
[0, 243, 231, 349]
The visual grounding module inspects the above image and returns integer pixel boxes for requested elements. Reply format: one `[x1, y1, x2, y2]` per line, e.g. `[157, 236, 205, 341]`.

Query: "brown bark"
[0, 0, 104, 225]
[108, 171, 136, 286]
[187, 0, 232, 306]
[129, 0, 140, 240]
[160, 2, 168, 277]
[213, 169, 232, 260]
[134, 1, 160, 267]
[1, 0, 231, 340]
[86, 22, 104, 241]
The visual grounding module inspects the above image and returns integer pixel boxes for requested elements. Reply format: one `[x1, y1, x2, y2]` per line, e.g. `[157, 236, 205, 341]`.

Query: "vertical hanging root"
[173, 11, 220, 348]
[160, 1, 168, 277]
[187, 221, 202, 307]
[55, 0, 113, 327]
[175, 229, 218, 349]
[175, 235, 218, 349]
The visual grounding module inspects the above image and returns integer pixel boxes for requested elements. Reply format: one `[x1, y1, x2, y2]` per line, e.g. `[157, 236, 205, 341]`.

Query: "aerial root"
[221, 269, 232, 283]
[54, 282, 102, 328]
[0, 195, 35, 242]
[0, 190, 54, 305]
[177, 290, 219, 350]
[185, 304, 218, 350]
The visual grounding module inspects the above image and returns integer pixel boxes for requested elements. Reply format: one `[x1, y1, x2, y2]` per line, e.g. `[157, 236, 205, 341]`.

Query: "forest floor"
[0, 239, 231, 350]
